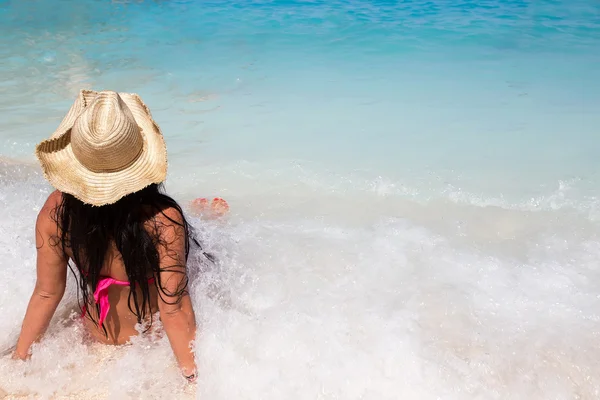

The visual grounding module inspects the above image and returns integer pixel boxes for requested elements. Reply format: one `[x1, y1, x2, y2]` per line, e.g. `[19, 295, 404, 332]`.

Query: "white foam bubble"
[1, 163, 599, 399]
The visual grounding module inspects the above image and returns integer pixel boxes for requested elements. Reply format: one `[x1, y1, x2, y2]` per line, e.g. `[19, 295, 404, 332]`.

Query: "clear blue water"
[3, 0, 600, 198]
[1, 1, 600, 398]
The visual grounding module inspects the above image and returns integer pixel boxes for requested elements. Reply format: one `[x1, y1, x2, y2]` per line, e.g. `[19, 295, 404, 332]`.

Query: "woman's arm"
[13, 193, 68, 360]
[154, 207, 198, 382]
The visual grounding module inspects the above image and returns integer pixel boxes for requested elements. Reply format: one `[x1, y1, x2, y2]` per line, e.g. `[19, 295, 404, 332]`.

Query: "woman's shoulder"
[144, 202, 187, 234]
[46, 190, 63, 206]
[37, 190, 62, 223]
[157, 204, 185, 224]
[34, 191, 63, 239]
[144, 204, 188, 252]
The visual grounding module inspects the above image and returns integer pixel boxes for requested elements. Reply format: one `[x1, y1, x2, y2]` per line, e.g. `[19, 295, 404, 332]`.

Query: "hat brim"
[35, 91, 168, 206]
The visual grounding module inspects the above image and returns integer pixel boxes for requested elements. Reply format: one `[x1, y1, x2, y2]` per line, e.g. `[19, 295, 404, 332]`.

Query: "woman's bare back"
[47, 191, 165, 345]
[78, 242, 161, 345]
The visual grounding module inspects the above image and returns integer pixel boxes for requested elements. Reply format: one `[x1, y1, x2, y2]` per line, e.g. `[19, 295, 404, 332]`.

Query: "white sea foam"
[0, 161, 599, 399]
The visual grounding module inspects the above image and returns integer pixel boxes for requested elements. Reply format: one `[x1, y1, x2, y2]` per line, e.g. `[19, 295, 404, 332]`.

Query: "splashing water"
[1, 159, 599, 399]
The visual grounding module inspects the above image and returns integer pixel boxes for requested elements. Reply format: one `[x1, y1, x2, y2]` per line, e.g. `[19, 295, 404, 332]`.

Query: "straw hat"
[35, 90, 167, 206]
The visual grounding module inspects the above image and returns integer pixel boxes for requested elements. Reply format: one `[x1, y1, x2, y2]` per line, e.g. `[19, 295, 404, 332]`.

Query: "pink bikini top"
[82, 276, 155, 326]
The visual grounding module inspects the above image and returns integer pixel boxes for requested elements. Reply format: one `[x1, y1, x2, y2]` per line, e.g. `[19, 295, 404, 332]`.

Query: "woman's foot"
[190, 197, 229, 219]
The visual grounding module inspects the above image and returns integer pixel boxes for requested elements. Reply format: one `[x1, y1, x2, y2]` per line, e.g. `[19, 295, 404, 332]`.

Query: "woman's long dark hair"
[51, 183, 203, 332]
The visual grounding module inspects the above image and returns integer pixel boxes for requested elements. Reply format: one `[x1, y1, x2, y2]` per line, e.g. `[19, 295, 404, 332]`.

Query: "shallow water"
[1, 0, 600, 399]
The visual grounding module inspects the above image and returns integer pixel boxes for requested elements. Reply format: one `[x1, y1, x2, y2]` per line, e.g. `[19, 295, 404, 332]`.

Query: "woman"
[12, 90, 201, 383]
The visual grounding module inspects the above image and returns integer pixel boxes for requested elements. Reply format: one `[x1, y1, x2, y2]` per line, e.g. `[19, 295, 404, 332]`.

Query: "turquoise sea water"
[1, 1, 600, 399]
[3, 0, 600, 197]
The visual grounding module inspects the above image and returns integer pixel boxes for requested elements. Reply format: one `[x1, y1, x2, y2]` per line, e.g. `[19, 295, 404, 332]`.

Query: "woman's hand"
[11, 348, 27, 361]
[183, 369, 198, 383]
